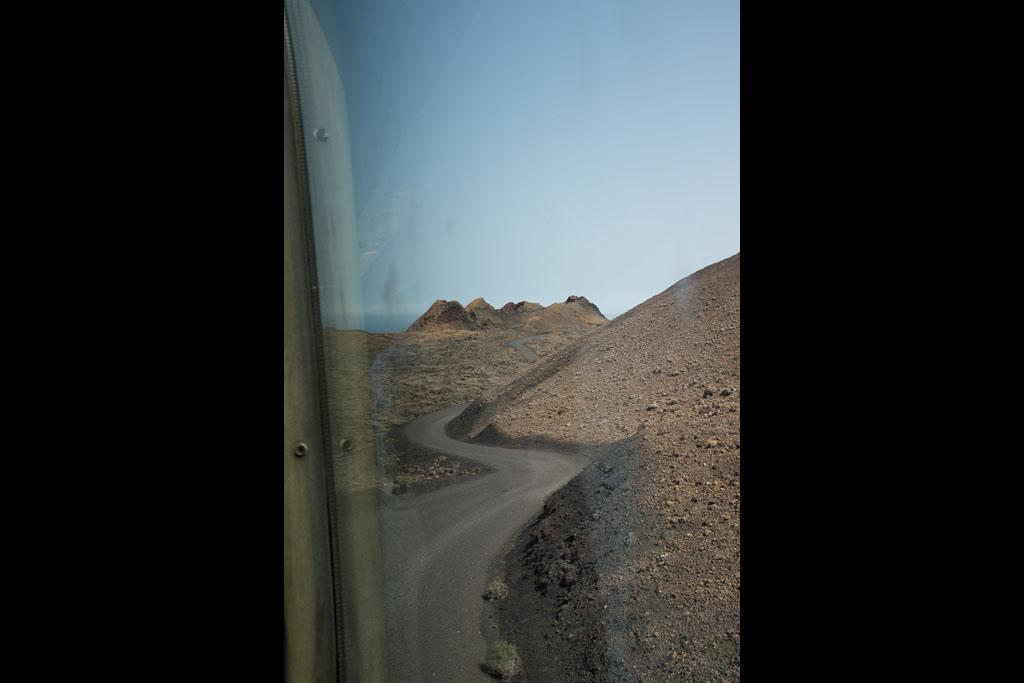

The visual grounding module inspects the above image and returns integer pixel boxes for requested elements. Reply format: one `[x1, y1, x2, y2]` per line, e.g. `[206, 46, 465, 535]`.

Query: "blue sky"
[311, 0, 738, 331]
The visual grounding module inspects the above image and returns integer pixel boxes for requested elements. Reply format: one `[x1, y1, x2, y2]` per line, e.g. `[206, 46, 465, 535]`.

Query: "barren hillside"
[468, 253, 740, 681]
[408, 296, 609, 334]
[322, 320, 601, 496]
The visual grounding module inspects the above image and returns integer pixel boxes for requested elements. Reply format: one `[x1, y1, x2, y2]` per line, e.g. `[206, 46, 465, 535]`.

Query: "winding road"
[379, 402, 590, 681]
[507, 334, 547, 362]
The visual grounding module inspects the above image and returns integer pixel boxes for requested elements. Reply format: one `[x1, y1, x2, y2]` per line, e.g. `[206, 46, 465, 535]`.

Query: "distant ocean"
[326, 309, 622, 334]
[330, 312, 419, 334]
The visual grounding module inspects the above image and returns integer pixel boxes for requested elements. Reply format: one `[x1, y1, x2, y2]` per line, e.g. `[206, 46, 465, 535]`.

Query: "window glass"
[285, 1, 739, 680]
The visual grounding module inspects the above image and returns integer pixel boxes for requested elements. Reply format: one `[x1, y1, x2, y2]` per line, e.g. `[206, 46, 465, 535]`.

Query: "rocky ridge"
[407, 295, 608, 334]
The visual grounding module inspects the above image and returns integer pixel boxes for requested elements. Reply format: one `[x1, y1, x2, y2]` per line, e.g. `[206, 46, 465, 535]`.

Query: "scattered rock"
[484, 577, 509, 601]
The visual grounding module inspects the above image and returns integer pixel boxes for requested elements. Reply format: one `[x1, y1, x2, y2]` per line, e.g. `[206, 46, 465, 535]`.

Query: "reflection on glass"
[286, 1, 739, 680]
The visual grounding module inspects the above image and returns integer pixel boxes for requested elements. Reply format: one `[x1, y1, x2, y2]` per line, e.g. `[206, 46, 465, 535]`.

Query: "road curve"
[508, 334, 547, 361]
[379, 402, 590, 681]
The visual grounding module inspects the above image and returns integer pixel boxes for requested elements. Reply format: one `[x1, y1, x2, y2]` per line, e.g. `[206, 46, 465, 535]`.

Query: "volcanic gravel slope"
[474, 253, 740, 681]
[322, 326, 598, 495]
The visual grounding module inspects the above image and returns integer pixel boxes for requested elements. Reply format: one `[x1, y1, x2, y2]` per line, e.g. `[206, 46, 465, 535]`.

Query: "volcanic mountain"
[406, 295, 609, 333]
[405, 299, 477, 332]
[450, 252, 740, 681]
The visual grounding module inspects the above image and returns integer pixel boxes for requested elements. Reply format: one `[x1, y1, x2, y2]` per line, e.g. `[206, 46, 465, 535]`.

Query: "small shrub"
[483, 639, 521, 679]
[483, 577, 509, 601]
[391, 474, 416, 495]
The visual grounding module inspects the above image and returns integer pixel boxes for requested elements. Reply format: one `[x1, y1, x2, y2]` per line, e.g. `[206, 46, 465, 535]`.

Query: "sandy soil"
[467, 253, 741, 681]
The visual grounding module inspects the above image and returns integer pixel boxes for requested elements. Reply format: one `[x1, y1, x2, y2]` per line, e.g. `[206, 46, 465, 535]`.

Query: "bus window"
[284, 1, 739, 680]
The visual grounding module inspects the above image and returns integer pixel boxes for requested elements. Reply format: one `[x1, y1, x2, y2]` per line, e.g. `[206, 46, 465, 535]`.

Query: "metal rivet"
[313, 128, 329, 141]
[339, 438, 352, 451]
[293, 442, 308, 458]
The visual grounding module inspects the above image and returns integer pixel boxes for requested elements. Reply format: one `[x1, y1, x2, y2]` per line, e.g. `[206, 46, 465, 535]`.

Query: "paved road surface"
[379, 403, 589, 681]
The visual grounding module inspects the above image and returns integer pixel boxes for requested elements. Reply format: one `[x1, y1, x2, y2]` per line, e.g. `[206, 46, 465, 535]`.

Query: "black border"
[86, 1, 915, 678]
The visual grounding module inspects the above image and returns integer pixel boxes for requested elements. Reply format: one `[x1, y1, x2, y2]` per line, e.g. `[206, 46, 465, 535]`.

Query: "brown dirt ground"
[320, 253, 739, 681]
[470, 253, 740, 682]
[322, 326, 594, 493]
